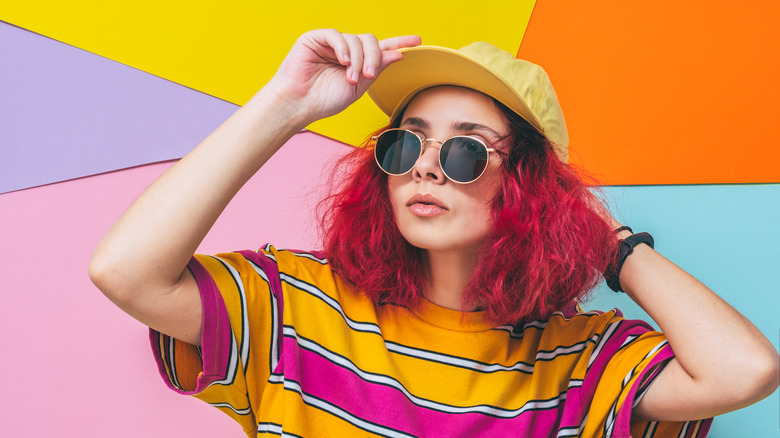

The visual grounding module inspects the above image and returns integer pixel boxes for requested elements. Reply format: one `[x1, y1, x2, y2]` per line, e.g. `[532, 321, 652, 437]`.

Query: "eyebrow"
[400, 117, 504, 139]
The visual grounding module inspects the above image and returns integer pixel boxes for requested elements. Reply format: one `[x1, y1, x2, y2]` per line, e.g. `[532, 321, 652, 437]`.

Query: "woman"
[90, 30, 778, 437]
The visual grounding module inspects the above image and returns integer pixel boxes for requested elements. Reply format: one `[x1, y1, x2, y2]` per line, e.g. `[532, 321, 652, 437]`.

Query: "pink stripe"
[149, 256, 232, 395]
[238, 248, 285, 373]
[282, 336, 577, 435]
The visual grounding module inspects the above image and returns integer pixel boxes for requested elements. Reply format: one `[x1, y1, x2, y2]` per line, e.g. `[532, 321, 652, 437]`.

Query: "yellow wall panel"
[2, 1, 535, 145]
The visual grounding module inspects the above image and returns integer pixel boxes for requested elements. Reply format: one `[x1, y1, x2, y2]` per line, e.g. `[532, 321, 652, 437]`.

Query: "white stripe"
[536, 341, 590, 361]
[576, 412, 589, 437]
[643, 421, 658, 438]
[645, 339, 668, 359]
[284, 379, 417, 438]
[290, 251, 328, 264]
[622, 368, 633, 387]
[167, 336, 180, 389]
[677, 420, 689, 438]
[210, 401, 252, 415]
[280, 273, 383, 335]
[556, 426, 580, 438]
[605, 397, 618, 435]
[257, 422, 305, 437]
[620, 334, 640, 349]
[588, 321, 619, 367]
[385, 341, 535, 374]
[257, 422, 283, 434]
[493, 319, 548, 338]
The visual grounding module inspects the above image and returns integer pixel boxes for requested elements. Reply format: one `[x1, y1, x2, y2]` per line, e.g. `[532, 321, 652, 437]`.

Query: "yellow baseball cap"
[367, 43, 569, 161]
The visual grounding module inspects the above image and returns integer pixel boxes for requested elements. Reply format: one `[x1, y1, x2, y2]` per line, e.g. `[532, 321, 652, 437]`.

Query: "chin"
[401, 231, 484, 253]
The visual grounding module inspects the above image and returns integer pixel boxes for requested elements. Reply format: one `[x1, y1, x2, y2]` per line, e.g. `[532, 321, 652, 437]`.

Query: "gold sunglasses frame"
[371, 128, 496, 184]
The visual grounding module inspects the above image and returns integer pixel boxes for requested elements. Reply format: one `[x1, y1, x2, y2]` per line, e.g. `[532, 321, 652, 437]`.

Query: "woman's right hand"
[263, 29, 421, 126]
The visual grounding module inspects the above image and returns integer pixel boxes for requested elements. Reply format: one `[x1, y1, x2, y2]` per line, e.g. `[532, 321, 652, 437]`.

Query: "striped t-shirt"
[150, 245, 712, 437]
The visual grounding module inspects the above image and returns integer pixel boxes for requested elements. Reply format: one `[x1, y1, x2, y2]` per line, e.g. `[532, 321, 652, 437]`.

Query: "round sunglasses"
[372, 129, 496, 184]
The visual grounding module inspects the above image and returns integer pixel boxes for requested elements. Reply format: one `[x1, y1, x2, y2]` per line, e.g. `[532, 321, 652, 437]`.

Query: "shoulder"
[529, 308, 659, 353]
[197, 244, 331, 280]
[254, 245, 371, 307]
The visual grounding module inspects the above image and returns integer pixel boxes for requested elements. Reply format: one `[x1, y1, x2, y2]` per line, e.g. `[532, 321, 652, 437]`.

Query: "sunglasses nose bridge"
[420, 138, 443, 154]
[409, 138, 445, 183]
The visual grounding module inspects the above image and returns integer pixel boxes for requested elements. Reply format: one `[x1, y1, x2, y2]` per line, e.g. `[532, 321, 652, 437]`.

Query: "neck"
[422, 247, 481, 312]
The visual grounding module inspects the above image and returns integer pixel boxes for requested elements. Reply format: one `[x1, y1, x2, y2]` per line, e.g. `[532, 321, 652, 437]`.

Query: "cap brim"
[367, 46, 543, 133]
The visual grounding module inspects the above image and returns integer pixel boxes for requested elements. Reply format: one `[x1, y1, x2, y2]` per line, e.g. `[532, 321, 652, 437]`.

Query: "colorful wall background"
[1, 1, 777, 436]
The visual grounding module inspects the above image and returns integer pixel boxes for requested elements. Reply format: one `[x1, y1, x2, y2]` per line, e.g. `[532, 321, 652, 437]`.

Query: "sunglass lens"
[375, 131, 421, 175]
[440, 138, 488, 183]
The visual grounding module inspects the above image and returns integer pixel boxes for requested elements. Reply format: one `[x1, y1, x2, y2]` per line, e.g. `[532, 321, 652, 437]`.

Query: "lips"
[406, 193, 448, 217]
[406, 193, 448, 209]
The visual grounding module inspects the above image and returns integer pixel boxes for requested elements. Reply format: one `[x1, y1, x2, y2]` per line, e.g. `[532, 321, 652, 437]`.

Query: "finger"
[357, 33, 381, 79]
[375, 35, 422, 73]
[311, 28, 350, 65]
[341, 33, 364, 84]
[378, 35, 422, 51]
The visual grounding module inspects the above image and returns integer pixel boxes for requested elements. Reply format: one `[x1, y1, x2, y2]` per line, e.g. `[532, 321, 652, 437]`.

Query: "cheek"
[472, 167, 502, 211]
[387, 178, 405, 217]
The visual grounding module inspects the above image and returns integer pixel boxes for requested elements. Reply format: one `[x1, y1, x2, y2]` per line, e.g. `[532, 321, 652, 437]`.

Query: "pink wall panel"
[0, 131, 350, 436]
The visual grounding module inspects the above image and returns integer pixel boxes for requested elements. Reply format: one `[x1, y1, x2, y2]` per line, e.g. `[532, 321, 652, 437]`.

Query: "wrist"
[248, 85, 312, 131]
[605, 231, 655, 292]
[615, 229, 633, 240]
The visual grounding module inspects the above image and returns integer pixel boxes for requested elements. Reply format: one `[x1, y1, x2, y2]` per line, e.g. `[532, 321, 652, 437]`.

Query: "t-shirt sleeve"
[580, 314, 713, 437]
[149, 247, 285, 436]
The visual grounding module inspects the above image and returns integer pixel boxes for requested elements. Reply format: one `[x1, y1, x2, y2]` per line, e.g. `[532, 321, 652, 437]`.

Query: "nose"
[412, 139, 445, 183]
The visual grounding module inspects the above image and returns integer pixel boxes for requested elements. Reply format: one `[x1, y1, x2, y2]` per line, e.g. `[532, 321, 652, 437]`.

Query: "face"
[388, 86, 508, 255]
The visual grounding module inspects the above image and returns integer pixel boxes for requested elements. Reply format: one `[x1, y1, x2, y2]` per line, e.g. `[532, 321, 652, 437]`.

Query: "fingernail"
[350, 71, 359, 83]
[366, 65, 376, 78]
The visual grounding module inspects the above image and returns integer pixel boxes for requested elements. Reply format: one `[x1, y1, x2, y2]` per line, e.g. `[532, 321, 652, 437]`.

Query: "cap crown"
[458, 42, 568, 159]
[368, 43, 569, 161]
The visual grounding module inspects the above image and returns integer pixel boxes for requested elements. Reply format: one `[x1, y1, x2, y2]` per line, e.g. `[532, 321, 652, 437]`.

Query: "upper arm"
[634, 356, 750, 422]
[141, 269, 203, 346]
[91, 261, 203, 346]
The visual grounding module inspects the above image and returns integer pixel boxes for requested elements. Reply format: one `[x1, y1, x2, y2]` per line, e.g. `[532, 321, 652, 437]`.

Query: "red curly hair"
[319, 99, 617, 324]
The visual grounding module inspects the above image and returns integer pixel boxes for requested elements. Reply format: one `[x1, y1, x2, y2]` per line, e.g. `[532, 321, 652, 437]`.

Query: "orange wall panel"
[519, 1, 780, 185]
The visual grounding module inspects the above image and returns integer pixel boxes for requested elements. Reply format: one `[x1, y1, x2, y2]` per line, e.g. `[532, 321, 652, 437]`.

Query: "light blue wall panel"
[583, 184, 779, 436]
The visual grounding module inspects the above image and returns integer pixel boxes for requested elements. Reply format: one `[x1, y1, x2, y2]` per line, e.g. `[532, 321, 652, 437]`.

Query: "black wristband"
[605, 232, 655, 292]
[614, 226, 633, 234]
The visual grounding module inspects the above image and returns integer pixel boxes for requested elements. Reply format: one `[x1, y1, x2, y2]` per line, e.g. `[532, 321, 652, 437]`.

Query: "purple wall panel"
[0, 21, 239, 193]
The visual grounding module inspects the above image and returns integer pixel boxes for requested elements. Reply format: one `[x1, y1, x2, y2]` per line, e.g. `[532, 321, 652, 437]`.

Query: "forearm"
[90, 88, 307, 297]
[619, 237, 779, 419]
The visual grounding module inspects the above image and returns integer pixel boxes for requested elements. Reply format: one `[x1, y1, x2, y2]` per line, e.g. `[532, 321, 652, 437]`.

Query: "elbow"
[89, 249, 113, 295]
[731, 347, 780, 407]
[89, 247, 129, 304]
[753, 350, 780, 400]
